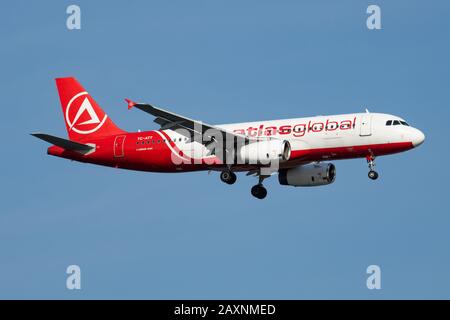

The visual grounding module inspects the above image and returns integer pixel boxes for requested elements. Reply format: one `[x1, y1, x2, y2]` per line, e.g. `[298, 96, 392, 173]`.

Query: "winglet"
[125, 98, 137, 110]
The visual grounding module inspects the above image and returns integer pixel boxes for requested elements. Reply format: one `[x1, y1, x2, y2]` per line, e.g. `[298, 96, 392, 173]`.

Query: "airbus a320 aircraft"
[33, 77, 425, 199]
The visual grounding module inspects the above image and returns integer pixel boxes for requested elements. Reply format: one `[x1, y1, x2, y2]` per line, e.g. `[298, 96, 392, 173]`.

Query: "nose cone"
[412, 129, 425, 147]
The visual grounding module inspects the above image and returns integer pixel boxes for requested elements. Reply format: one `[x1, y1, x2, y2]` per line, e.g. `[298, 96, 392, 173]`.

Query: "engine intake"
[278, 163, 336, 187]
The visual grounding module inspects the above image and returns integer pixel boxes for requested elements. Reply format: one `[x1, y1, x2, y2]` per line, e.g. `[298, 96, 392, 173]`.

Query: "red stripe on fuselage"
[47, 132, 414, 173]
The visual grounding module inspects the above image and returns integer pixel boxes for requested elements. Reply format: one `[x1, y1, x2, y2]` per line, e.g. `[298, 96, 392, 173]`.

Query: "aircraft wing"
[125, 99, 263, 145]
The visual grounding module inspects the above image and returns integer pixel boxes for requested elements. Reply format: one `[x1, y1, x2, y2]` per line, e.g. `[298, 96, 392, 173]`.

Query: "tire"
[220, 171, 237, 185]
[368, 170, 379, 180]
[251, 185, 267, 199]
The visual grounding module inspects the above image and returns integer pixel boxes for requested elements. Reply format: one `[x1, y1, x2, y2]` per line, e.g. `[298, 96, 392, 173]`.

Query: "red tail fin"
[55, 77, 125, 142]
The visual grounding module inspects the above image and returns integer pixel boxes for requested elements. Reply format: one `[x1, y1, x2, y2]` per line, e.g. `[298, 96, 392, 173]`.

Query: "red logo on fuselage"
[65, 92, 107, 135]
[233, 117, 357, 137]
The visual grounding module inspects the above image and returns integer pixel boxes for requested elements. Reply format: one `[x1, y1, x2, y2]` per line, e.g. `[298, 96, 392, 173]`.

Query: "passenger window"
[393, 120, 400, 125]
[386, 120, 392, 126]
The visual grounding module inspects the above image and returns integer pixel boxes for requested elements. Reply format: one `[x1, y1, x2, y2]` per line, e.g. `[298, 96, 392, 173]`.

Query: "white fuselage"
[164, 112, 425, 165]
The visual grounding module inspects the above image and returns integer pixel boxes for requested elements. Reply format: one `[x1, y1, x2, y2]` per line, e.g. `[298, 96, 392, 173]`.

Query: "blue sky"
[0, 0, 449, 299]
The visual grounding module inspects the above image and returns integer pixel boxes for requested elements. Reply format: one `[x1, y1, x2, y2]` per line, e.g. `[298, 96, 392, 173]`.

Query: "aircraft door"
[114, 135, 126, 157]
[359, 115, 372, 137]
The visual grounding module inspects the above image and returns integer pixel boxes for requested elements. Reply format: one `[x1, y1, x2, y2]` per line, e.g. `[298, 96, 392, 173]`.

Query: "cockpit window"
[386, 119, 410, 126]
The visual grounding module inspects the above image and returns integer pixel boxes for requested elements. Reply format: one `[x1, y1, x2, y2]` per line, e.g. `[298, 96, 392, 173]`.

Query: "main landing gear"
[219, 169, 269, 200]
[251, 184, 267, 200]
[366, 155, 379, 180]
[220, 170, 237, 185]
[251, 175, 269, 200]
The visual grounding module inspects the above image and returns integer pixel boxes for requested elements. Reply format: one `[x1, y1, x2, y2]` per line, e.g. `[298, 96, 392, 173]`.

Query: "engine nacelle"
[239, 140, 291, 164]
[278, 163, 336, 187]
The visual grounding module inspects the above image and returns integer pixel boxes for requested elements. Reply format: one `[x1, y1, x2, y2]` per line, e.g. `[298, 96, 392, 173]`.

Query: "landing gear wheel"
[220, 171, 237, 185]
[366, 155, 379, 181]
[251, 184, 267, 199]
[368, 170, 379, 180]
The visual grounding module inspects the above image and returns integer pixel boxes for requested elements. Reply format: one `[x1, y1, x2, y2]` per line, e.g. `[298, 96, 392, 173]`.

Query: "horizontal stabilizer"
[31, 133, 94, 152]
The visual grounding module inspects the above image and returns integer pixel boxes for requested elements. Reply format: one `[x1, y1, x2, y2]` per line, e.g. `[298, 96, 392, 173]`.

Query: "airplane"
[32, 77, 425, 199]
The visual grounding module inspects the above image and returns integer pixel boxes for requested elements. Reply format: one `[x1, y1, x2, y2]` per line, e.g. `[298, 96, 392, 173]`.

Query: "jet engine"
[239, 140, 291, 164]
[278, 163, 336, 187]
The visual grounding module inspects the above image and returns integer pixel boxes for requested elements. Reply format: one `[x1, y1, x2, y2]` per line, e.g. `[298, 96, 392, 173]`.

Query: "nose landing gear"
[368, 170, 379, 180]
[366, 155, 379, 180]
